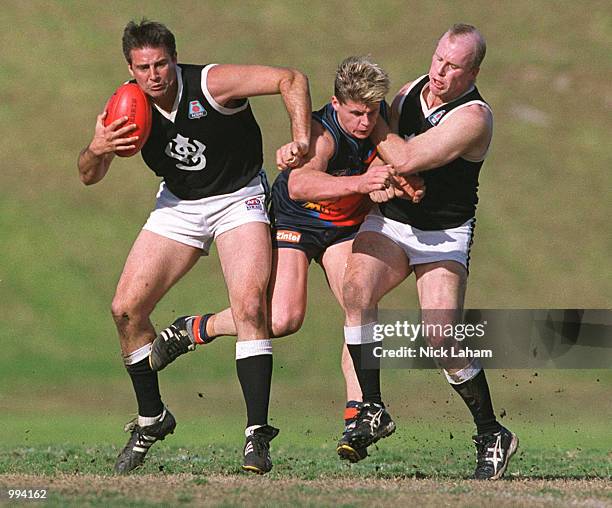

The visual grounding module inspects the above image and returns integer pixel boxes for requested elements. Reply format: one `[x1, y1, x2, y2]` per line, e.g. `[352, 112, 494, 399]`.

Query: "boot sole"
[242, 464, 269, 474]
[336, 444, 367, 463]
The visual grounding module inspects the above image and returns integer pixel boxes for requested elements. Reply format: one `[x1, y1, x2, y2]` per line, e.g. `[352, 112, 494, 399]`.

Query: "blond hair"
[334, 56, 390, 105]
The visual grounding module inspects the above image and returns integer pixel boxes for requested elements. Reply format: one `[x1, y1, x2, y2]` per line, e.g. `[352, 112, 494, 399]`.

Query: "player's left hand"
[394, 174, 426, 203]
[369, 185, 398, 203]
[276, 141, 309, 170]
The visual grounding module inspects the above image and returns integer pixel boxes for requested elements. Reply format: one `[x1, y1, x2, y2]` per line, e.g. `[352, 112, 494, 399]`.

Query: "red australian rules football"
[104, 83, 152, 157]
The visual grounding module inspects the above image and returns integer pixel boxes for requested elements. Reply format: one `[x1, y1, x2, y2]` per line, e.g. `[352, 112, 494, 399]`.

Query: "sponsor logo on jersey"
[245, 197, 263, 211]
[303, 201, 333, 215]
[188, 100, 207, 119]
[276, 230, 301, 243]
[428, 109, 446, 126]
[165, 133, 207, 171]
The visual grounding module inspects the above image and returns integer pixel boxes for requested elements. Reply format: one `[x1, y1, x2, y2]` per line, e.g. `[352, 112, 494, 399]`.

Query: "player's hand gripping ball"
[104, 83, 152, 157]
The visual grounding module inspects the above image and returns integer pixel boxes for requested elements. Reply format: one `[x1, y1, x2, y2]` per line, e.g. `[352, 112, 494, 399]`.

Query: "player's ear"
[127, 64, 135, 78]
[331, 96, 341, 111]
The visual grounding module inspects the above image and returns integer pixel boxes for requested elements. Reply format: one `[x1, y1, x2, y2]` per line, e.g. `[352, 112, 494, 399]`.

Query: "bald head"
[442, 24, 486, 70]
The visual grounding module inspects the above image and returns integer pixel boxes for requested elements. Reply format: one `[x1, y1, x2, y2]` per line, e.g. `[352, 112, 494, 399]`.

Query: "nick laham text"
[373, 346, 493, 359]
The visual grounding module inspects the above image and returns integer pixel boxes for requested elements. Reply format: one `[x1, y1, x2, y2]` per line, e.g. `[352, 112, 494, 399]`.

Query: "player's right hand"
[369, 174, 426, 203]
[276, 141, 309, 170]
[88, 111, 139, 157]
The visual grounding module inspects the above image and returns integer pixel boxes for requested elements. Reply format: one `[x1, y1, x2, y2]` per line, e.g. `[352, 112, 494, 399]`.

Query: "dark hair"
[122, 19, 176, 63]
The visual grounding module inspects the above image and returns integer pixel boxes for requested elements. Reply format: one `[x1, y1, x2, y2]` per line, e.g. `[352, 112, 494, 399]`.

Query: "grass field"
[1, 0, 610, 506]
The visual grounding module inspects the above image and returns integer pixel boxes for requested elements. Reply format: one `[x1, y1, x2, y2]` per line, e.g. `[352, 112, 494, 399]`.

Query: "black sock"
[126, 358, 164, 417]
[450, 369, 501, 435]
[347, 343, 382, 404]
[236, 354, 272, 427]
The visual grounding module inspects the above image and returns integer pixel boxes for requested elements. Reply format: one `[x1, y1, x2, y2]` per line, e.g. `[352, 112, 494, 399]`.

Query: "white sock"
[343, 322, 379, 345]
[138, 407, 166, 427]
[235, 339, 273, 360]
[444, 359, 483, 385]
[245, 424, 264, 437]
[123, 343, 152, 366]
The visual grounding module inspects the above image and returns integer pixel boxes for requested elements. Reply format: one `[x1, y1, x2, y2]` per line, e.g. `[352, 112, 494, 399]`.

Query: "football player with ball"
[77, 19, 311, 474]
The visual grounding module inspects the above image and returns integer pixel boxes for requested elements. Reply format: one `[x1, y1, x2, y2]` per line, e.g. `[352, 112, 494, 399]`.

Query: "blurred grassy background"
[0, 0, 610, 460]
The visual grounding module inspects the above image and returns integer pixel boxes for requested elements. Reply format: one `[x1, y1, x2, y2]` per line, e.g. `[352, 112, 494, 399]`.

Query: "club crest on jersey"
[276, 230, 301, 243]
[165, 134, 207, 171]
[245, 197, 263, 211]
[428, 109, 446, 126]
[188, 100, 207, 119]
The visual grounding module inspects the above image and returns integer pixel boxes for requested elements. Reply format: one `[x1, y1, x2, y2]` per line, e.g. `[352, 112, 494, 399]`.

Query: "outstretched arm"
[288, 122, 393, 202]
[77, 112, 138, 185]
[371, 84, 492, 175]
[207, 64, 311, 166]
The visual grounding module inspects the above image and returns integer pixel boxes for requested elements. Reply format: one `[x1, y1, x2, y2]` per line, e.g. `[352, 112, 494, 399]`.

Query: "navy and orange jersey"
[271, 101, 388, 228]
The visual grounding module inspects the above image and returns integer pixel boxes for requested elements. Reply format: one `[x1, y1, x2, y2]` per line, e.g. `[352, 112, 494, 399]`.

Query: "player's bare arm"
[371, 102, 492, 175]
[207, 64, 311, 167]
[288, 123, 392, 201]
[77, 111, 138, 185]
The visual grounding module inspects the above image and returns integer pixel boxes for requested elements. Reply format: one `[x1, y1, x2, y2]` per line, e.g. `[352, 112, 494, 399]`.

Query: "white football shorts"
[359, 206, 475, 269]
[143, 171, 270, 255]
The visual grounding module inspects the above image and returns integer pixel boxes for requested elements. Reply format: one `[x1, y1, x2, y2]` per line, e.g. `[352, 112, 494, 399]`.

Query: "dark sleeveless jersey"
[140, 64, 263, 200]
[380, 75, 490, 230]
[272, 101, 387, 228]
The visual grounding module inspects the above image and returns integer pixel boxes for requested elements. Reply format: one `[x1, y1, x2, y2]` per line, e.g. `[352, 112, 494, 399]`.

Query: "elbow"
[280, 68, 309, 93]
[79, 171, 98, 186]
[287, 182, 303, 201]
[287, 174, 307, 200]
[289, 68, 308, 86]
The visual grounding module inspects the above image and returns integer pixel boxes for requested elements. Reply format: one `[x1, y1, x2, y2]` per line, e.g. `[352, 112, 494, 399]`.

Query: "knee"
[232, 294, 266, 329]
[110, 291, 149, 328]
[343, 277, 376, 313]
[270, 312, 303, 338]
